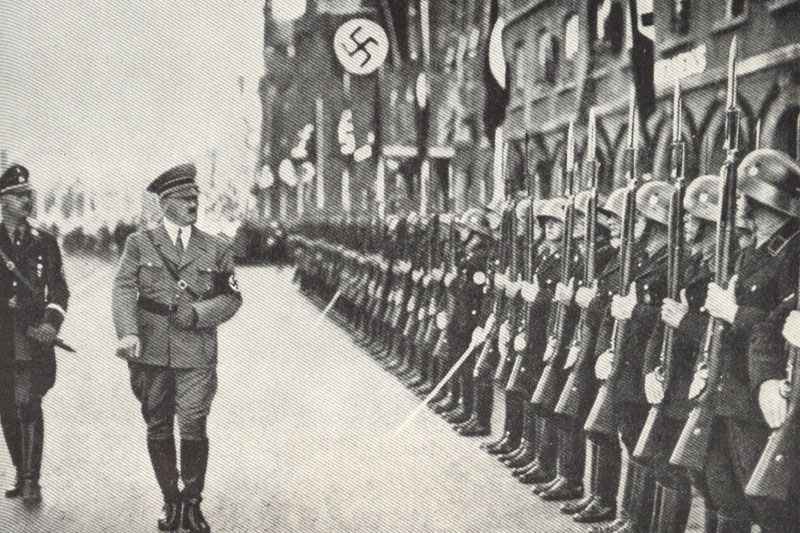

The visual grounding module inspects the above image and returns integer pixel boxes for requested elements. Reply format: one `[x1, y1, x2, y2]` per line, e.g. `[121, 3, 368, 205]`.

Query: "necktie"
[176, 228, 184, 258]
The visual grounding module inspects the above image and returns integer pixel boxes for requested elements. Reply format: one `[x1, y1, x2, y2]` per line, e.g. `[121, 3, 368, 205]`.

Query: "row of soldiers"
[289, 48, 799, 533]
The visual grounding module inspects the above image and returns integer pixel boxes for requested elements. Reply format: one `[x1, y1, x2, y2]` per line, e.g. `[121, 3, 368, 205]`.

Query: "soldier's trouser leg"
[0, 369, 22, 494]
[703, 419, 753, 531]
[617, 402, 655, 531]
[556, 419, 583, 486]
[129, 362, 179, 507]
[14, 365, 53, 506]
[648, 417, 691, 533]
[175, 368, 216, 533]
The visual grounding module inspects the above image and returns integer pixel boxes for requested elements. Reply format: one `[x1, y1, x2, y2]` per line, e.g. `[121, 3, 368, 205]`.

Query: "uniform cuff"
[43, 306, 65, 330]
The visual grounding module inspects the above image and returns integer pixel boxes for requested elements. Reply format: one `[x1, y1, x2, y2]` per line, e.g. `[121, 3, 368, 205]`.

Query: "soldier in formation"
[289, 71, 800, 533]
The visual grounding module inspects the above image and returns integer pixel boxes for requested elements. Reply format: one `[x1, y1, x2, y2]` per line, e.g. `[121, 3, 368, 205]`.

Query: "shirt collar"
[163, 218, 192, 247]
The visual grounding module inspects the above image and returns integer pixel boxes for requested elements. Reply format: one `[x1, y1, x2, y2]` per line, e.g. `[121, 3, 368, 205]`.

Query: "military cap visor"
[0, 164, 32, 195]
[147, 163, 199, 198]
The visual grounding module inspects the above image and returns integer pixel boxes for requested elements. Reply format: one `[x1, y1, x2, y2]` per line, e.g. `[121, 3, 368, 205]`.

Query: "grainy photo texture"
[1, 1, 799, 532]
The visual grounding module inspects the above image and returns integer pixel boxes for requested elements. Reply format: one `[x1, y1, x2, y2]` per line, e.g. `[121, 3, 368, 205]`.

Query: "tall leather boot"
[504, 405, 538, 467]
[181, 439, 211, 533]
[649, 482, 691, 533]
[540, 426, 583, 501]
[448, 370, 474, 426]
[630, 460, 656, 533]
[1, 412, 22, 498]
[483, 391, 523, 455]
[561, 437, 596, 515]
[715, 514, 751, 533]
[573, 438, 617, 524]
[147, 438, 181, 531]
[586, 450, 635, 533]
[20, 417, 43, 506]
[457, 382, 493, 436]
[524, 417, 558, 483]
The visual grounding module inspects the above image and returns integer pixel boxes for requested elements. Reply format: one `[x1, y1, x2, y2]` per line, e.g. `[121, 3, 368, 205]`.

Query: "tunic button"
[471, 310, 477, 315]
[750, 285, 757, 292]
[643, 284, 649, 290]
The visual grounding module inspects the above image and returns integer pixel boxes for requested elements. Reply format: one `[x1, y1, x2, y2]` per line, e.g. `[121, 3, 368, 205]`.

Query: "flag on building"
[482, 0, 509, 145]
[628, 0, 656, 120]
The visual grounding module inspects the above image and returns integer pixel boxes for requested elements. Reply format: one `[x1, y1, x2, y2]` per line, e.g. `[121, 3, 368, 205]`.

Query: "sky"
[0, 0, 266, 199]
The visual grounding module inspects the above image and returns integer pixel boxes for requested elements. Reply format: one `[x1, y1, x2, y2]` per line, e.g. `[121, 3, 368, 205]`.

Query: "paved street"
[0, 261, 704, 532]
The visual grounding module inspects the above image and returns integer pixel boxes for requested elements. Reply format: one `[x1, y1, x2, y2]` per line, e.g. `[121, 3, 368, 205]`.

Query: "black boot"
[484, 392, 523, 455]
[20, 417, 43, 506]
[649, 482, 691, 533]
[715, 513, 751, 533]
[458, 383, 493, 437]
[540, 426, 583, 501]
[147, 438, 181, 531]
[181, 439, 211, 533]
[1, 409, 22, 498]
[562, 437, 597, 515]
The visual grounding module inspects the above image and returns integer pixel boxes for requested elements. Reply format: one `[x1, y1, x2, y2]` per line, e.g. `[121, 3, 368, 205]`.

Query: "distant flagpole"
[417, 0, 431, 217]
[315, 96, 325, 210]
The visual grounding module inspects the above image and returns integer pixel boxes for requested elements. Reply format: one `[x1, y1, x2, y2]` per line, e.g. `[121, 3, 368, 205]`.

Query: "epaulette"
[766, 224, 800, 257]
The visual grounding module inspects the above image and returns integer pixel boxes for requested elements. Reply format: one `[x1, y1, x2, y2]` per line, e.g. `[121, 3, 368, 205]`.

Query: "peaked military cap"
[636, 180, 673, 225]
[737, 148, 800, 217]
[147, 163, 198, 198]
[0, 164, 31, 195]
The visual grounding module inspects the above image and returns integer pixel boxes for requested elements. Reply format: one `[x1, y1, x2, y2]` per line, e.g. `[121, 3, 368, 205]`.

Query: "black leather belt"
[138, 297, 176, 316]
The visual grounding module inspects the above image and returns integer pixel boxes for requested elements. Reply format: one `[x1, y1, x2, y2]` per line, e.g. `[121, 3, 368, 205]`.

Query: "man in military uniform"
[113, 163, 243, 533]
[706, 148, 800, 533]
[0, 164, 70, 507]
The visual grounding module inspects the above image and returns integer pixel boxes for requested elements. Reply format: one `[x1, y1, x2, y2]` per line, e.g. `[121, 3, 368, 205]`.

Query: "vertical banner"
[376, 156, 386, 219]
[491, 124, 506, 204]
[297, 180, 304, 218]
[342, 164, 352, 216]
[419, 159, 429, 217]
[316, 96, 325, 210]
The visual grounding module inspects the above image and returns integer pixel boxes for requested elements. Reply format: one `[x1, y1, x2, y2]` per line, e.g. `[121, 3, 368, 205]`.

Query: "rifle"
[473, 203, 512, 376]
[634, 81, 688, 460]
[532, 121, 579, 410]
[745, 302, 800, 500]
[584, 88, 642, 436]
[495, 195, 525, 385]
[555, 109, 600, 418]
[744, 105, 800, 501]
[670, 38, 740, 471]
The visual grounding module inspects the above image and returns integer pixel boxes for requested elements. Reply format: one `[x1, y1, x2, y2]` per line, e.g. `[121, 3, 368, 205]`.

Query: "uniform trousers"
[128, 362, 217, 441]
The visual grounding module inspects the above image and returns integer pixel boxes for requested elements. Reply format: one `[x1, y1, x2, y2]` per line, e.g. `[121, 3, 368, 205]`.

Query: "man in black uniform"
[0, 164, 70, 506]
[704, 148, 800, 533]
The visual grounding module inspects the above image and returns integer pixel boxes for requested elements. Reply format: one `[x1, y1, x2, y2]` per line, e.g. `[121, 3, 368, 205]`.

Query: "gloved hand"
[661, 289, 690, 329]
[575, 283, 597, 310]
[117, 335, 141, 358]
[175, 301, 197, 330]
[705, 275, 739, 324]
[782, 310, 800, 348]
[611, 282, 638, 320]
[758, 379, 788, 429]
[27, 323, 58, 345]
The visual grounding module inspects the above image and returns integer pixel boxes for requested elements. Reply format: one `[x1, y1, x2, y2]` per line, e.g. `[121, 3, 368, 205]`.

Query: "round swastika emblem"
[333, 19, 389, 76]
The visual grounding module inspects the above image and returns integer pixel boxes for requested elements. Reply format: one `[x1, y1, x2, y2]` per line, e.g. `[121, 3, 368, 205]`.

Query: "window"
[513, 40, 526, 90]
[594, 0, 625, 53]
[672, 0, 691, 34]
[564, 14, 580, 60]
[538, 32, 559, 84]
[728, 0, 747, 18]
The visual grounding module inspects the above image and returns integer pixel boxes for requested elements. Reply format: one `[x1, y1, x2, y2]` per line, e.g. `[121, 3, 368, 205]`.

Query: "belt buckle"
[177, 279, 188, 290]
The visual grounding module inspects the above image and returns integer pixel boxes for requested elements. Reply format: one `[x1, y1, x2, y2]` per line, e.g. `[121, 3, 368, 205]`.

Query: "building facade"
[259, 0, 800, 222]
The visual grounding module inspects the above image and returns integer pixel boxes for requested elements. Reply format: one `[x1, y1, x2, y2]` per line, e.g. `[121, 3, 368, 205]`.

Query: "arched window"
[538, 32, 559, 84]
[594, 0, 625, 53]
[513, 40, 526, 90]
[564, 13, 580, 61]
[672, 0, 691, 34]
